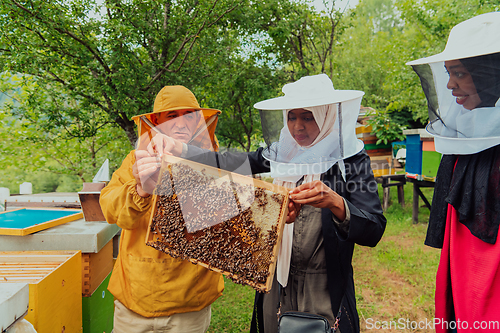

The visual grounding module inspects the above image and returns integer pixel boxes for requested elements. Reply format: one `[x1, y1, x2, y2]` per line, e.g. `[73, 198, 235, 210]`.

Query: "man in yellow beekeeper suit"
[100, 85, 224, 333]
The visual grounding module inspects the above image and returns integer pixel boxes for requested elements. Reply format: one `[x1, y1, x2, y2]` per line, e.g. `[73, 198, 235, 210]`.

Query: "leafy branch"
[366, 105, 407, 145]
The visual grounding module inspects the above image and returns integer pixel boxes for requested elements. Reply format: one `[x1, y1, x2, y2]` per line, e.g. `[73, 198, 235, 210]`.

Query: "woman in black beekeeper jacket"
[248, 74, 386, 333]
[143, 74, 387, 333]
[406, 12, 500, 332]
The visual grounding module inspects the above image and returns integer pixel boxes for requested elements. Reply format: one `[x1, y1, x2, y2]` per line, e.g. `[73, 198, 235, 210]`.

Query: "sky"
[89, 1, 361, 21]
[312, 0, 360, 12]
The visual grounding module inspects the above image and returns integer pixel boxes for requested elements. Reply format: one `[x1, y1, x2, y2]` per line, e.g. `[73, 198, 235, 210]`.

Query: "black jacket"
[185, 147, 386, 332]
[318, 150, 386, 332]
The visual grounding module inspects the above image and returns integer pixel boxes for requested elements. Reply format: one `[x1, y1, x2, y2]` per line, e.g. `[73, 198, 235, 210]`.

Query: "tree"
[0, 0, 291, 184]
[324, 0, 499, 129]
[202, 0, 349, 152]
[0, 72, 130, 182]
[205, 58, 287, 152]
[394, 0, 500, 121]
[0, 0, 246, 147]
[250, 0, 346, 79]
[329, 0, 425, 123]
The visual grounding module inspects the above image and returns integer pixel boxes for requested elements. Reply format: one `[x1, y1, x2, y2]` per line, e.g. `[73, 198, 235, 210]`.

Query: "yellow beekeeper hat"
[132, 85, 221, 151]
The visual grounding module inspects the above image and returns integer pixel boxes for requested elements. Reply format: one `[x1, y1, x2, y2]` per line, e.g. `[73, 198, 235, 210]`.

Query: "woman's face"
[152, 109, 200, 143]
[445, 59, 482, 110]
[287, 109, 320, 146]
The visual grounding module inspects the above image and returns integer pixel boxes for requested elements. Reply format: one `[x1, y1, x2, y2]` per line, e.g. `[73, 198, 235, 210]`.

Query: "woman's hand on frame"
[289, 180, 346, 221]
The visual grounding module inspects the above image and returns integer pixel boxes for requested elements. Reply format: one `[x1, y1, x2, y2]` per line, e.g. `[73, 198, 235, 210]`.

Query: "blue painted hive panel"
[0, 209, 79, 229]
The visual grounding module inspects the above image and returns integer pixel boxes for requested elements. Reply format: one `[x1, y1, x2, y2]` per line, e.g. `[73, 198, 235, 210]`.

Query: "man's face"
[153, 110, 200, 143]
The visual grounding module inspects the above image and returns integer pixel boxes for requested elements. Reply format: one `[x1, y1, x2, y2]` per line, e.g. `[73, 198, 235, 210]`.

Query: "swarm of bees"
[147, 159, 287, 292]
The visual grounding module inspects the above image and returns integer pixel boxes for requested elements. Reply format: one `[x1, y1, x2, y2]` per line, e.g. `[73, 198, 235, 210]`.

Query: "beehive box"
[81, 240, 114, 297]
[0, 251, 82, 333]
[0, 208, 83, 236]
[370, 155, 396, 177]
[146, 155, 289, 293]
[404, 128, 441, 181]
[82, 272, 114, 333]
[78, 182, 106, 222]
[0, 283, 29, 332]
[356, 124, 395, 177]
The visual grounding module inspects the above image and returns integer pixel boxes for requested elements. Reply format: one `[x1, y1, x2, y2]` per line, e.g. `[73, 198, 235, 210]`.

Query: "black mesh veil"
[460, 52, 500, 108]
[411, 64, 440, 123]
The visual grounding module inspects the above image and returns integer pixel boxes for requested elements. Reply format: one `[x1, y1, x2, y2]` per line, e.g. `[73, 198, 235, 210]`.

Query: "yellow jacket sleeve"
[100, 150, 153, 230]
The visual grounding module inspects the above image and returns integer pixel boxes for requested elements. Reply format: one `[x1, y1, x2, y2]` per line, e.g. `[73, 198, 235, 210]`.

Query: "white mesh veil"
[407, 12, 500, 155]
[257, 74, 365, 182]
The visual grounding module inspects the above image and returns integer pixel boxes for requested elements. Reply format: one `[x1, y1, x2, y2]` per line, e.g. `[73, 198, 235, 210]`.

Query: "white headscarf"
[273, 104, 341, 286]
[272, 104, 341, 188]
[254, 74, 365, 287]
[263, 100, 365, 184]
[271, 103, 364, 287]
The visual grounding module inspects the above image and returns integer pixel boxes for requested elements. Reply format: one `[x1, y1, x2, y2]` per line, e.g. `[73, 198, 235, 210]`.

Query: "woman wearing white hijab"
[148, 74, 386, 332]
[249, 74, 386, 333]
[407, 12, 500, 332]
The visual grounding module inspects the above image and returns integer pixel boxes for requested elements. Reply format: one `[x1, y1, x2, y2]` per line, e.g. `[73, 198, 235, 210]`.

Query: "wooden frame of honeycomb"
[145, 155, 289, 292]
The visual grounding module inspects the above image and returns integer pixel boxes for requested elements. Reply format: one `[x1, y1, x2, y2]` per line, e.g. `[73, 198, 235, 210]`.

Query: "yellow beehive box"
[146, 155, 289, 293]
[370, 155, 396, 177]
[0, 251, 82, 333]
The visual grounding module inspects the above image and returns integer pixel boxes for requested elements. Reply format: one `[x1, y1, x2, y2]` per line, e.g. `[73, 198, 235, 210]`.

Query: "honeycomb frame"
[145, 155, 289, 292]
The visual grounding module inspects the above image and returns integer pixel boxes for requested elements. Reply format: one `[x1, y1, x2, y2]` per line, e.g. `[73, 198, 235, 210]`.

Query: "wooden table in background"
[406, 178, 435, 224]
[376, 174, 406, 211]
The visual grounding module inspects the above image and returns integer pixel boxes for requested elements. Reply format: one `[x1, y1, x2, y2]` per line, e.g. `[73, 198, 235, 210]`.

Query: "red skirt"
[435, 204, 500, 332]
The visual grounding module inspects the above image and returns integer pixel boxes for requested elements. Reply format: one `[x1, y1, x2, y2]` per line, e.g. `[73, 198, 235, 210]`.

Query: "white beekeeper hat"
[407, 12, 500, 66]
[255, 73, 365, 181]
[406, 12, 500, 155]
[254, 73, 364, 110]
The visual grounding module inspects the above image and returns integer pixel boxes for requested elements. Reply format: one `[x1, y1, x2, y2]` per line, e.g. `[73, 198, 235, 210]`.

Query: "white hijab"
[264, 102, 364, 184]
[273, 104, 363, 287]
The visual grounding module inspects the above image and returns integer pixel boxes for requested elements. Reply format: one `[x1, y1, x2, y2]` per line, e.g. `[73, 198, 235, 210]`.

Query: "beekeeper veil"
[255, 73, 365, 287]
[130, 86, 228, 233]
[407, 12, 500, 155]
[132, 85, 221, 152]
[256, 73, 365, 183]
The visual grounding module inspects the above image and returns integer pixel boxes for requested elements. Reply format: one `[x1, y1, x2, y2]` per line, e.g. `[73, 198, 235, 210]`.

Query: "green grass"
[355, 184, 439, 331]
[207, 278, 255, 332]
[208, 182, 440, 332]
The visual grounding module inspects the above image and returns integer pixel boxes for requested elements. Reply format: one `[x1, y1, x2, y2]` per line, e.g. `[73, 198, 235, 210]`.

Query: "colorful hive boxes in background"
[0, 198, 118, 333]
[81, 242, 115, 333]
[356, 116, 396, 177]
[403, 128, 442, 181]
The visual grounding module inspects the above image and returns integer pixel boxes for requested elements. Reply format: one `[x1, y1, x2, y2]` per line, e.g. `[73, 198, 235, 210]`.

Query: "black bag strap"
[250, 291, 264, 333]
